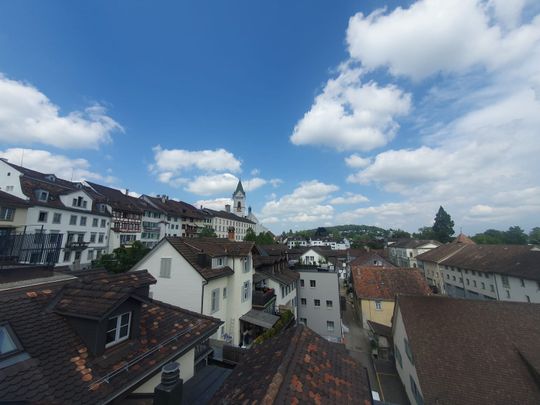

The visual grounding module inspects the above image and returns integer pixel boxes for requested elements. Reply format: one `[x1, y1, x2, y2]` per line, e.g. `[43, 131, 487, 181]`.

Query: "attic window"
[37, 190, 49, 202]
[105, 312, 131, 348]
[45, 175, 56, 182]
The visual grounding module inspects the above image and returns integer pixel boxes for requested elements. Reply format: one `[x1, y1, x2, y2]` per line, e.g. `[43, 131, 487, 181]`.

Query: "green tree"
[529, 227, 540, 245]
[199, 226, 217, 238]
[93, 241, 150, 273]
[244, 227, 257, 242]
[413, 226, 436, 240]
[389, 229, 411, 239]
[472, 229, 505, 244]
[432, 206, 455, 243]
[503, 226, 528, 245]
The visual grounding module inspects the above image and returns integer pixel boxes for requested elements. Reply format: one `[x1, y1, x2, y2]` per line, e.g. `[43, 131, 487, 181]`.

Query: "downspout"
[201, 279, 208, 313]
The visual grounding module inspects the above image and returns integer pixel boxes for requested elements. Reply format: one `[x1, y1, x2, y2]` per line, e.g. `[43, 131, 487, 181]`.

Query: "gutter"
[201, 279, 208, 313]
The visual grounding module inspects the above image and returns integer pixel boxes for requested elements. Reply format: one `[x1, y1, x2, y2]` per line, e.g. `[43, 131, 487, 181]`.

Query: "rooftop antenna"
[71, 168, 74, 182]
[20, 149, 24, 167]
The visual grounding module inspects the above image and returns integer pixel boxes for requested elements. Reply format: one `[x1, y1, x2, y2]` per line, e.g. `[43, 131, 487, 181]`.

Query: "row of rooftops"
[417, 242, 540, 281]
[0, 160, 254, 224]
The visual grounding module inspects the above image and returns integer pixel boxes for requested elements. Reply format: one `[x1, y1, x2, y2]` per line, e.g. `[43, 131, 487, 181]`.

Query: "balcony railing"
[65, 241, 90, 251]
[0, 232, 63, 266]
[252, 288, 276, 308]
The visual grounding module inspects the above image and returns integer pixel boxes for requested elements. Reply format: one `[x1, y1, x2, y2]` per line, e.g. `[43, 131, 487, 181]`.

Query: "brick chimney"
[227, 226, 235, 241]
[153, 362, 183, 405]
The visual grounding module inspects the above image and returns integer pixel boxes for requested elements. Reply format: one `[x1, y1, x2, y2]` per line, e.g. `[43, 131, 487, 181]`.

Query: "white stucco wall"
[132, 348, 195, 393]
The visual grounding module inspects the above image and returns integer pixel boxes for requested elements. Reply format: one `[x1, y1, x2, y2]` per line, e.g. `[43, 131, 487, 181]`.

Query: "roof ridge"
[262, 326, 303, 402]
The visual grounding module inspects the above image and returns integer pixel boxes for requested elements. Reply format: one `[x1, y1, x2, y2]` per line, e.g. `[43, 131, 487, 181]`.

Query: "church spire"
[234, 179, 245, 196]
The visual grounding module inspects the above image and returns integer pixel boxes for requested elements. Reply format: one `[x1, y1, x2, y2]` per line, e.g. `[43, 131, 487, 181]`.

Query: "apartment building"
[417, 243, 540, 303]
[297, 267, 342, 342]
[0, 160, 110, 268]
[202, 207, 255, 241]
[388, 239, 441, 268]
[130, 237, 259, 346]
[392, 295, 540, 405]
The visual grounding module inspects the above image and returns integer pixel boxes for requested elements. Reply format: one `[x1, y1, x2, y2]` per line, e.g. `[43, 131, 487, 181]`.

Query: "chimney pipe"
[125, 189, 129, 196]
[225, 204, 231, 213]
[153, 362, 183, 405]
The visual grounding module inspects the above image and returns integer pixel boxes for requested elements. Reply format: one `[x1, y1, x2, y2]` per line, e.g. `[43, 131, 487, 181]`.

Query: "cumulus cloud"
[345, 154, 371, 168]
[261, 180, 338, 225]
[186, 174, 267, 196]
[346, 0, 539, 80]
[0, 74, 122, 149]
[329, 192, 369, 205]
[0, 148, 115, 184]
[194, 197, 233, 211]
[290, 66, 411, 151]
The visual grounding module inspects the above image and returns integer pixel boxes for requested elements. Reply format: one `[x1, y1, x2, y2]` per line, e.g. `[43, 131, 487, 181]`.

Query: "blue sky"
[0, 0, 539, 235]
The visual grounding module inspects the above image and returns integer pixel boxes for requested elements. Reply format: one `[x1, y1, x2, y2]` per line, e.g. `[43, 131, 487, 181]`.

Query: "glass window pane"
[0, 326, 17, 354]
[120, 313, 130, 326]
[119, 325, 129, 338]
[105, 330, 116, 344]
[106, 317, 117, 331]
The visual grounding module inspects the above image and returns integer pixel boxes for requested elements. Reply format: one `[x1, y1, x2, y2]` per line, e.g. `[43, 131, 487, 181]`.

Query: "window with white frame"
[211, 289, 220, 313]
[0, 207, 15, 221]
[52, 213, 61, 224]
[242, 280, 251, 302]
[70, 215, 77, 225]
[326, 300, 333, 309]
[38, 211, 48, 223]
[243, 257, 250, 273]
[160, 258, 172, 278]
[375, 300, 382, 310]
[310, 280, 316, 288]
[301, 298, 307, 305]
[105, 312, 131, 347]
[326, 321, 335, 331]
[314, 299, 321, 307]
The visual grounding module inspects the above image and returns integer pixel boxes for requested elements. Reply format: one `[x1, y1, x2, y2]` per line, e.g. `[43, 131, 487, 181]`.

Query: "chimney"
[153, 362, 183, 405]
[161, 195, 168, 203]
[125, 189, 129, 196]
[227, 226, 235, 241]
[225, 204, 231, 213]
[248, 206, 252, 215]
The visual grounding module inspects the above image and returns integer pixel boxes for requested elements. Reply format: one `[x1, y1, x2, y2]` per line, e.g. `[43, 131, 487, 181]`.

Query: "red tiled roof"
[0, 273, 221, 404]
[397, 295, 540, 405]
[352, 266, 431, 300]
[210, 325, 373, 404]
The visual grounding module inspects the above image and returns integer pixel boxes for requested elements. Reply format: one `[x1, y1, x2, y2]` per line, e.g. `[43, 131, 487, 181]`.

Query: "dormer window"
[45, 174, 56, 182]
[105, 312, 131, 348]
[36, 190, 49, 202]
[0, 323, 20, 357]
[72, 196, 86, 208]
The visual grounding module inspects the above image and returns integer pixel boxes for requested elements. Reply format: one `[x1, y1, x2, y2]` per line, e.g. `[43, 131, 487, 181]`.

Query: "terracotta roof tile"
[352, 266, 431, 300]
[210, 325, 373, 404]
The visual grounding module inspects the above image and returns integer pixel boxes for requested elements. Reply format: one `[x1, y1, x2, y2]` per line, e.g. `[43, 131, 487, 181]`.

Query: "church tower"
[232, 180, 246, 216]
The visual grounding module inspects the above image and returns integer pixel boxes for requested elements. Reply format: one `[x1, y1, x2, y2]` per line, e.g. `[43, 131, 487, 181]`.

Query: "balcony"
[252, 288, 276, 310]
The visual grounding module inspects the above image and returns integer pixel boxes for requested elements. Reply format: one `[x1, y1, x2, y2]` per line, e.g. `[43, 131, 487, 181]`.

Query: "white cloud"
[250, 168, 260, 176]
[345, 154, 371, 168]
[151, 146, 241, 178]
[0, 74, 122, 149]
[0, 148, 113, 183]
[290, 65, 411, 151]
[269, 178, 283, 187]
[346, 0, 540, 80]
[194, 197, 232, 211]
[329, 193, 369, 205]
[261, 180, 338, 225]
[186, 174, 267, 196]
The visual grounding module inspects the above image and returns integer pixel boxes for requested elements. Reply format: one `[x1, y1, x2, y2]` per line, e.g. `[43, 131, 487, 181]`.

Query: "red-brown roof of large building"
[210, 325, 373, 404]
[396, 295, 540, 405]
[352, 266, 431, 300]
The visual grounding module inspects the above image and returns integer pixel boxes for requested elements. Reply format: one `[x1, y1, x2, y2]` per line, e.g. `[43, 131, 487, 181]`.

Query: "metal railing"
[0, 232, 63, 266]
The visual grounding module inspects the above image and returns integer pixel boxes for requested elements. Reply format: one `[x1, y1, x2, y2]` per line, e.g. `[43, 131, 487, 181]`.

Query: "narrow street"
[341, 281, 409, 404]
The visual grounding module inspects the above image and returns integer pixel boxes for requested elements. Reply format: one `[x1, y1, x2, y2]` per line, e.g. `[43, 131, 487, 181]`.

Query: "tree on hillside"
[199, 226, 217, 238]
[244, 228, 275, 245]
[93, 241, 150, 273]
[529, 227, 540, 245]
[432, 206, 455, 243]
[389, 229, 411, 239]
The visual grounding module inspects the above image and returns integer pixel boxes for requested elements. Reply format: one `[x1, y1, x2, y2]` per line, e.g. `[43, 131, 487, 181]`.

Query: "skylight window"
[0, 323, 21, 358]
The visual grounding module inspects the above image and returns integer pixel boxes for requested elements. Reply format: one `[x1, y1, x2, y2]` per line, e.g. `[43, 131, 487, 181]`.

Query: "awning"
[239, 309, 279, 329]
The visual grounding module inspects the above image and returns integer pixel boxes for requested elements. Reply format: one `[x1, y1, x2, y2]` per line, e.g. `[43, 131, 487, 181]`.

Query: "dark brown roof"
[166, 237, 255, 281]
[254, 258, 299, 285]
[0, 274, 221, 404]
[389, 239, 441, 249]
[52, 270, 156, 320]
[210, 325, 373, 405]
[440, 244, 540, 281]
[143, 195, 204, 219]
[0, 190, 30, 208]
[416, 243, 467, 263]
[452, 233, 476, 244]
[85, 181, 146, 214]
[352, 266, 431, 300]
[396, 295, 540, 405]
[349, 251, 395, 268]
[202, 208, 255, 224]
[367, 320, 392, 338]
